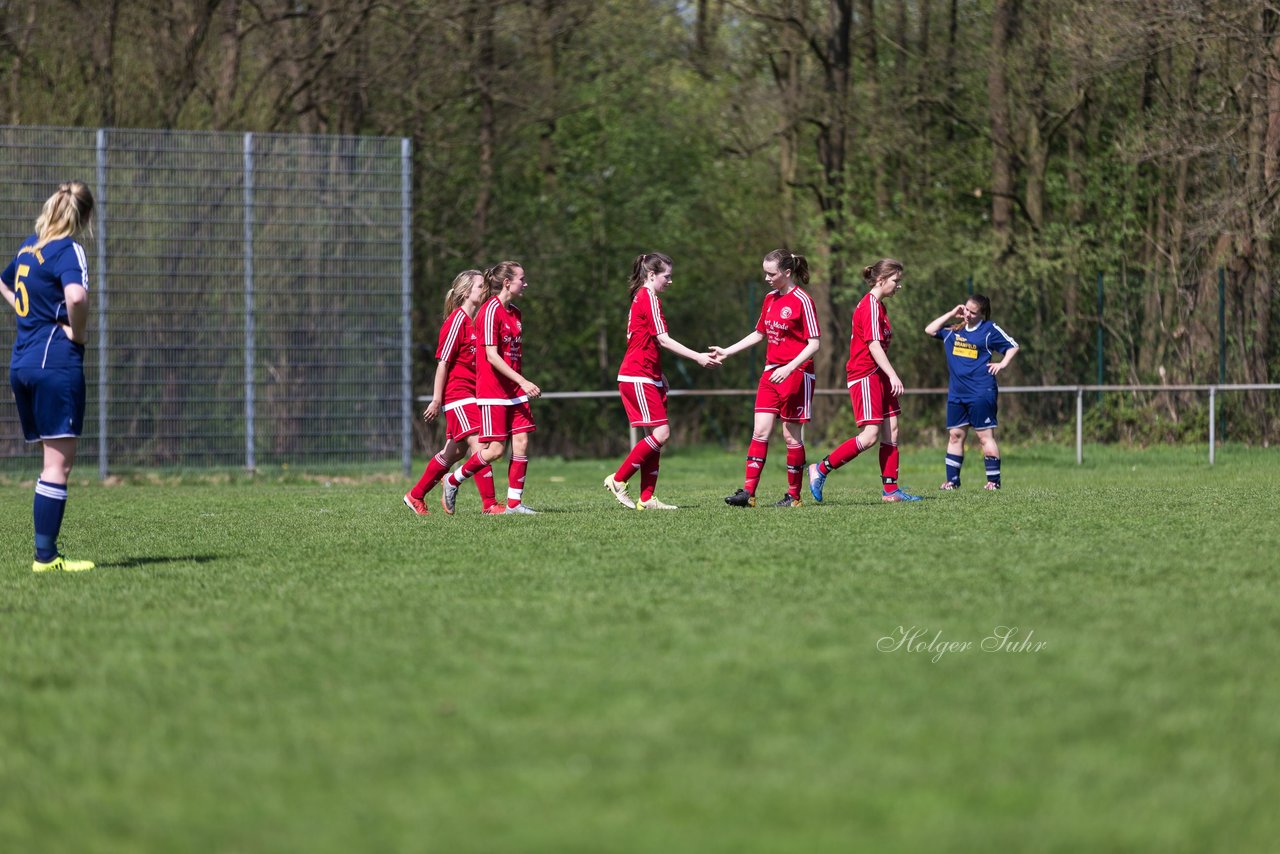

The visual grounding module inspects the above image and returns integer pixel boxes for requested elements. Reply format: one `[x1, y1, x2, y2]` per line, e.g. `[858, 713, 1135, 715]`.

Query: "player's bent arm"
[485, 344, 540, 398]
[784, 337, 820, 372]
[63, 284, 89, 343]
[990, 346, 1020, 375]
[925, 306, 964, 336]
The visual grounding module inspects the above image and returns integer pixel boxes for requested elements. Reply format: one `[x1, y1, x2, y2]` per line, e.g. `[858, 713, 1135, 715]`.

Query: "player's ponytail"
[443, 269, 484, 315]
[34, 181, 94, 250]
[628, 252, 673, 301]
[763, 248, 810, 286]
[862, 258, 903, 288]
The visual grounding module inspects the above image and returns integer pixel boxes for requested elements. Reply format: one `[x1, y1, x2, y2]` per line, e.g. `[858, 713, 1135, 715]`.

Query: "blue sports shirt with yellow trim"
[933, 320, 1018, 400]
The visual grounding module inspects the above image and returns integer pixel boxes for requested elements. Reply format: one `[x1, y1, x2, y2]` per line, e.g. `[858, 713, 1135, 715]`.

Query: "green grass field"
[3, 444, 1279, 852]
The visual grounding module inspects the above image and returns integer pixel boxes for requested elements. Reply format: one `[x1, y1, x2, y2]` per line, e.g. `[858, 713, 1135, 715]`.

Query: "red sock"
[475, 464, 497, 509]
[786, 445, 805, 498]
[614, 435, 661, 483]
[743, 439, 768, 496]
[447, 452, 488, 486]
[822, 435, 865, 473]
[507, 454, 528, 508]
[880, 442, 900, 492]
[410, 452, 449, 499]
[640, 452, 661, 501]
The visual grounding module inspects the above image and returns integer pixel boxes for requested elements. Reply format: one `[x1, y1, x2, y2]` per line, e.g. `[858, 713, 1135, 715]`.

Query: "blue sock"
[984, 456, 1001, 487]
[34, 480, 68, 562]
[945, 453, 963, 485]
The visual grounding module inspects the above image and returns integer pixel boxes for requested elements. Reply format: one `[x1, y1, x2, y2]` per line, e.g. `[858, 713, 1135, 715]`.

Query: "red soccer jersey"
[754, 285, 820, 372]
[476, 295, 524, 401]
[617, 285, 668, 382]
[845, 291, 891, 382]
[436, 307, 478, 403]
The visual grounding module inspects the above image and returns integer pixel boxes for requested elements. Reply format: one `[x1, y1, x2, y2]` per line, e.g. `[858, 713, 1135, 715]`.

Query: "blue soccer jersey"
[2, 234, 89, 369]
[934, 320, 1018, 400]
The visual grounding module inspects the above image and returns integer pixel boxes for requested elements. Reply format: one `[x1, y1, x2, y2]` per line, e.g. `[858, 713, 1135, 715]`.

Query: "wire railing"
[418, 384, 1280, 465]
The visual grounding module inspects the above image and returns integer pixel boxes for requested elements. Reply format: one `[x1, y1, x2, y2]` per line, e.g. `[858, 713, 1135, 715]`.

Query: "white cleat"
[505, 503, 538, 515]
[636, 496, 678, 511]
[603, 475, 636, 509]
[441, 479, 459, 515]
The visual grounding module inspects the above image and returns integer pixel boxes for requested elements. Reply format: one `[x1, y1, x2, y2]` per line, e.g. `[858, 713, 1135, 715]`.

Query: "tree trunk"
[471, 0, 496, 255]
[987, 0, 1016, 262]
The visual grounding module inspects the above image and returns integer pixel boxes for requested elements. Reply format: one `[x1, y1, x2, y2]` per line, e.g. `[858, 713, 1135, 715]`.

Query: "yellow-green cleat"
[33, 555, 95, 573]
[636, 496, 678, 511]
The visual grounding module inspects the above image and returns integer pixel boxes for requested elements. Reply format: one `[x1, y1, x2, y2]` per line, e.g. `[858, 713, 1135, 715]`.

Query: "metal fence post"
[401, 137, 413, 477]
[1208, 386, 1216, 466]
[1076, 386, 1084, 465]
[1096, 273, 1104, 405]
[243, 132, 256, 471]
[95, 128, 109, 480]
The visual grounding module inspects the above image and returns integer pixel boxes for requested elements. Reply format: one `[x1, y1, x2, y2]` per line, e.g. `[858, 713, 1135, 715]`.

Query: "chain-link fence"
[0, 126, 411, 476]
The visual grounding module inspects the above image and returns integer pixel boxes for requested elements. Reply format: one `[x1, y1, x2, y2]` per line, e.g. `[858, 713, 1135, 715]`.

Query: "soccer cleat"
[441, 479, 459, 515]
[482, 505, 507, 515]
[32, 554, 95, 573]
[939, 481, 960, 491]
[603, 474, 636, 509]
[637, 496, 678, 511]
[505, 503, 538, 515]
[882, 486, 924, 503]
[724, 488, 756, 508]
[773, 493, 802, 508]
[402, 493, 430, 516]
[807, 463, 826, 503]
[983, 481, 1001, 491]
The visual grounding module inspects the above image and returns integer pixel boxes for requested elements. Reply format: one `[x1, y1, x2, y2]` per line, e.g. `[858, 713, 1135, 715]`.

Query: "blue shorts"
[10, 366, 85, 442]
[947, 395, 998, 431]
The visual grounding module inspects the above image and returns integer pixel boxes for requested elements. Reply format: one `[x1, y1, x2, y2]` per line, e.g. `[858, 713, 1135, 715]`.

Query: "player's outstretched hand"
[709, 345, 728, 360]
[695, 352, 721, 369]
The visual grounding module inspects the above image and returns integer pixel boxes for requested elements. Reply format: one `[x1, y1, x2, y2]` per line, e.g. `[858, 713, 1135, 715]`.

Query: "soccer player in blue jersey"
[1, 182, 97, 571]
[924, 294, 1020, 490]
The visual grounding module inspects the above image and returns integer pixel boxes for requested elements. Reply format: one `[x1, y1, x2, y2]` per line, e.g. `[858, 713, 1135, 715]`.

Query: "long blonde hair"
[443, 269, 484, 315]
[34, 182, 94, 250]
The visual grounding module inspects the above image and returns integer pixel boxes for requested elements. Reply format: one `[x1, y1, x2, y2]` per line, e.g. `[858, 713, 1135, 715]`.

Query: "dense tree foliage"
[3, 0, 1276, 448]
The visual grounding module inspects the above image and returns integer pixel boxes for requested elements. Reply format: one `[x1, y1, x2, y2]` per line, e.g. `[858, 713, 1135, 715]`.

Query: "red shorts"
[847, 370, 900, 426]
[478, 401, 536, 443]
[618, 378, 668, 427]
[442, 398, 481, 441]
[754, 368, 814, 423]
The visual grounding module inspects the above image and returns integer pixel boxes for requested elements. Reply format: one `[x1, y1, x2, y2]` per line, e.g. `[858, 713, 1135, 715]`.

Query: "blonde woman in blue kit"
[1, 182, 97, 571]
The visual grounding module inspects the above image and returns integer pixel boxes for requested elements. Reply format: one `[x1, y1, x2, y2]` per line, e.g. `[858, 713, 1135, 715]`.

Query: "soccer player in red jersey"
[603, 252, 721, 511]
[402, 269, 500, 515]
[440, 261, 541, 515]
[711, 249, 821, 508]
[807, 258, 923, 503]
